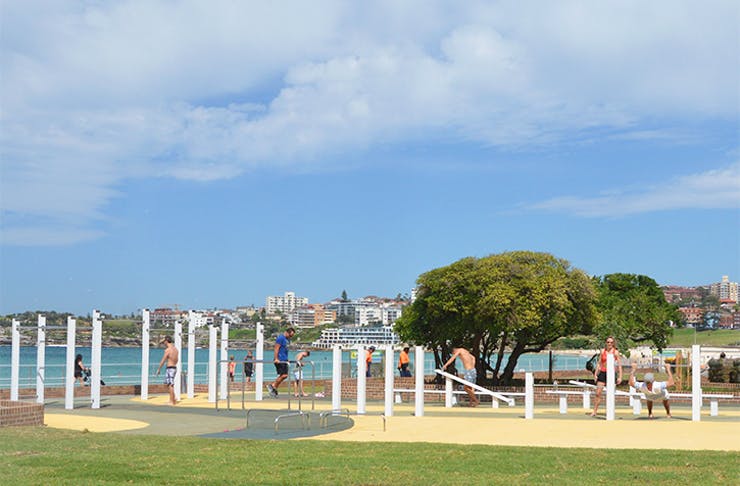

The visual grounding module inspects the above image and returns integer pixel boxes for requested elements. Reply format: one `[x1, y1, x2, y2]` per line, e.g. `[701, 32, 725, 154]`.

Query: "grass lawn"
[669, 328, 740, 347]
[1, 427, 738, 485]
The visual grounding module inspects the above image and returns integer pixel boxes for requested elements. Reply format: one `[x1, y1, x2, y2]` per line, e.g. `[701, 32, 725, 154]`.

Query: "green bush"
[707, 357, 737, 383]
[731, 359, 740, 384]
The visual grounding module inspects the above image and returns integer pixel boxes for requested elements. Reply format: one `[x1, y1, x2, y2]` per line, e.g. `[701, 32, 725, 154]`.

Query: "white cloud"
[529, 162, 740, 217]
[1, 1, 738, 244]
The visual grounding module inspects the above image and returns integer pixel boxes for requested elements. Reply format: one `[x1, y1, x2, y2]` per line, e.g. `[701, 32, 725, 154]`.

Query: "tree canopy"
[395, 251, 598, 385]
[593, 273, 679, 351]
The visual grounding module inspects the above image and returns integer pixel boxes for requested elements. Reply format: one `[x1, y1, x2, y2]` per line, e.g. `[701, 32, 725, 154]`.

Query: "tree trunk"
[491, 331, 508, 385]
[500, 340, 526, 385]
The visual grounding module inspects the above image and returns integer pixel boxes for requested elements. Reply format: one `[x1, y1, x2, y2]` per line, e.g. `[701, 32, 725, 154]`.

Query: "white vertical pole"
[583, 391, 591, 410]
[384, 345, 394, 417]
[631, 386, 641, 415]
[10, 319, 20, 401]
[91, 310, 102, 409]
[255, 323, 264, 401]
[692, 344, 701, 421]
[187, 311, 195, 398]
[220, 319, 229, 400]
[356, 346, 367, 414]
[174, 321, 182, 402]
[606, 353, 615, 421]
[332, 345, 342, 410]
[141, 309, 150, 400]
[525, 372, 534, 419]
[414, 346, 424, 417]
[36, 315, 46, 404]
[208, 325, 217, 403]
[445, 376, 453, 408]
[65, 317, 76, 409]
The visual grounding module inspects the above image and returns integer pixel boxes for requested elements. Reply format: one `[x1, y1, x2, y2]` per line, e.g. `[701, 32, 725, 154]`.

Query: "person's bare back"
[442, 347, 479, 407]
[156, 336, 179, 405]
[164, 345, 179, 367]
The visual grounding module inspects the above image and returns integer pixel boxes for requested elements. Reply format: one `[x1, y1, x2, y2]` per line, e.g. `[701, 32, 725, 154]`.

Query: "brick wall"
[2, 376, 737, 405]
[0, 400, 44, 427]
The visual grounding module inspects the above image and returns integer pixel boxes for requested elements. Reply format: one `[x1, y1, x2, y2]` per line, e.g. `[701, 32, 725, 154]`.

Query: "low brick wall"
[2, 376, 737, 406]
[332, 377, 740, 405]
[0, 399, 44, 427]
[0, 384, 173, 400]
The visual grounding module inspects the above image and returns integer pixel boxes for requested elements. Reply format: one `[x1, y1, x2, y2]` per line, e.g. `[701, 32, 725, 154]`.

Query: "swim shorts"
[464, 368, 477, 383]
[165, 366, 176, 386]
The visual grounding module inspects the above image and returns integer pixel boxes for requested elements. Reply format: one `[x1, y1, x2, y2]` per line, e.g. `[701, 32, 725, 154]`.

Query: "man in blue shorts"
[267, 327, 295, 398]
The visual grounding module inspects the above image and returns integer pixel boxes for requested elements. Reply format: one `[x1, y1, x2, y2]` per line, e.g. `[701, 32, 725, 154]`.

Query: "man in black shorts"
[267, 328, 295, 398]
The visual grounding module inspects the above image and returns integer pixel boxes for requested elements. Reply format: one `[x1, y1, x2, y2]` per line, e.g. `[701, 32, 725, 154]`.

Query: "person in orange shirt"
[591, 336, 623, 417]
[365, 346, 375, 378]
[228, 355, 236, 383]
[398, 346, 412, 377]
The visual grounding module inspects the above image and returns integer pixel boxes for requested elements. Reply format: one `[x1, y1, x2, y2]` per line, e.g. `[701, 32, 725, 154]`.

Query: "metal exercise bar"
[319, 408, 351, 428]
[274, 411, 308, 434]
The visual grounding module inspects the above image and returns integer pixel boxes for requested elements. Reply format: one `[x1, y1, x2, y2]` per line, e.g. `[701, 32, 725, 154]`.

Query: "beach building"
[311, 325, 400, 348]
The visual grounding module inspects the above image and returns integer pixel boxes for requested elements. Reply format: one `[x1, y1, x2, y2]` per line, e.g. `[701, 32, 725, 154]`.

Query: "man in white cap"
[629, 362, 674, 418]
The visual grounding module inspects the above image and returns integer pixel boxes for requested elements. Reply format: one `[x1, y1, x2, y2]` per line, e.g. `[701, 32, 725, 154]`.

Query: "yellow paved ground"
[44, 393, 740, 450]
[45, 414, 149, 433]
[312, 413, 740, 451]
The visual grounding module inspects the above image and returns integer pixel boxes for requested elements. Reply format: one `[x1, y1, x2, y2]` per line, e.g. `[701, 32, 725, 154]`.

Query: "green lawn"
[1, 427, 737, 485]
[669, 328, 740, 347]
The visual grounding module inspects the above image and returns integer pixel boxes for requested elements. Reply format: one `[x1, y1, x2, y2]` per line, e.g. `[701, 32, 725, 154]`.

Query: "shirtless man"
[156, 336, 179, 405]
[442, 347, 479, 407]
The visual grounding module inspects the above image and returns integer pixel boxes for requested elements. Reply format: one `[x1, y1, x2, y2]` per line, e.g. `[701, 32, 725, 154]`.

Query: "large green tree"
[593, 273, 679, 351]
[395, 251, 598, 385]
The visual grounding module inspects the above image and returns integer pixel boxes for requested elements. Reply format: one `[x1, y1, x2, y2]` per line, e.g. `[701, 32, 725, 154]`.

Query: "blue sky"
[1, 1, 738, 316]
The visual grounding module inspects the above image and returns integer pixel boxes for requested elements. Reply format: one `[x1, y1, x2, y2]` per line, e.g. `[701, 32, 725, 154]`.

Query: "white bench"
[668, 393, 735, 417]
[393, 388, 524, 408]
[546, 389, 593, 413]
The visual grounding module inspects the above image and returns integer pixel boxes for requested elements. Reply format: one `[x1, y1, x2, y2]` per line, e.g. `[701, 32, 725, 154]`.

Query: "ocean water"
[0, 345, 589, 389]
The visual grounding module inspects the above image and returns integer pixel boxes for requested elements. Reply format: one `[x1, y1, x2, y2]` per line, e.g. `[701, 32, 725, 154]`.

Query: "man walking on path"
[156, 336, 179, 406]
[442, 347, 479, 407]
[267, 327, 295, 398]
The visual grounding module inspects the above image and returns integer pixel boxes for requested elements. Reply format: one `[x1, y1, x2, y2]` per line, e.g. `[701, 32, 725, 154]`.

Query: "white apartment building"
[355, 305, 383, 326]
[710, 276, 739, 303]
[327, 299, 404, 326]
[381, 305, 403, 325]
[266, 291, 309, 315]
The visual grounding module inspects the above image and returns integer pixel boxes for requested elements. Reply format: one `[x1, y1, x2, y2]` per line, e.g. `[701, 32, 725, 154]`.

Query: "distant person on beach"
[228, 355, 236, 383]
[267, 327, 295, 398]
[591, 336, 623, 417]
[293, 350, 311, 397]
[629, 362, 674, 418]
[74, 354, 89, 386]
[156, 336, 179, 406]
[365, 346, 376, 377]
[398, 346, 412, 377]
[243, 351, 254, 383]
[442, 347, 479, 407]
